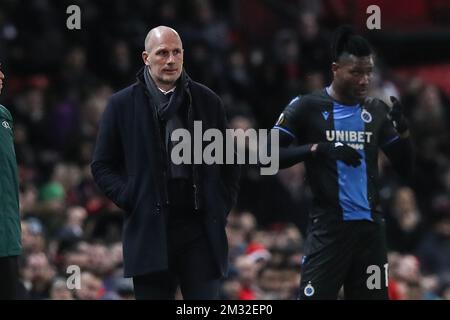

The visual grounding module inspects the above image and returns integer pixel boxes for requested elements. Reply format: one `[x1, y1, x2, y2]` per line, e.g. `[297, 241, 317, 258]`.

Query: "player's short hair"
[331, 26, 373, 62]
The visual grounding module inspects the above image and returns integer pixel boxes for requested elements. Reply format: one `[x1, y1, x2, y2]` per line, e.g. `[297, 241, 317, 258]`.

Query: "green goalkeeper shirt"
[0, 104, 22, 257]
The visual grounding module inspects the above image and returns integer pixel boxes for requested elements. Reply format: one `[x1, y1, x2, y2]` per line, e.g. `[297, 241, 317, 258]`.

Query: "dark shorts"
[0, 255, 19, 299]
[299, 215, 389, 300]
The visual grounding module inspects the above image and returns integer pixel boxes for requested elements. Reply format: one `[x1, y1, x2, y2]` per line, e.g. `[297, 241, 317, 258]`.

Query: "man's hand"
[388, 96, 409, 135]
[313, 142, 362, 167]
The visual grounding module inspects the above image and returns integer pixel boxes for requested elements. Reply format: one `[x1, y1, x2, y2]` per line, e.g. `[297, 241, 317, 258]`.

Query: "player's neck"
[329, 83, 359, 106]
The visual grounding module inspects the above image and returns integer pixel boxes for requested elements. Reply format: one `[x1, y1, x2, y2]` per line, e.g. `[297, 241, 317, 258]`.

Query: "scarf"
[143, 67, 190, 180]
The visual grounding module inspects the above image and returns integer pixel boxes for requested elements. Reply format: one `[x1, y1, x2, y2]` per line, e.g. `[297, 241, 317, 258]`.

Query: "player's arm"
[275, 130, 314, 169]
[380, 97, 415, 182]
[271, 96, 361, 169]
[270, 96, 313, 169]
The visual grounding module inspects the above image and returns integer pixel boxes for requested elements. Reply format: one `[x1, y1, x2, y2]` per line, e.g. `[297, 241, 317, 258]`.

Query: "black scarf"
[143, 67, 188, 121]
[143, 67, 190, 180]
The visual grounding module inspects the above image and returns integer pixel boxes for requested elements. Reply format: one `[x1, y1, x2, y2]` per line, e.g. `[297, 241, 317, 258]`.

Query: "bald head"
[142, 26, 184, 91]
[144, 26, 182, 52]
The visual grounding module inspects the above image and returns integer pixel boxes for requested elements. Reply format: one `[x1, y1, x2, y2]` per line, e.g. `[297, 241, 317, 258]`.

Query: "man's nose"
[359, 74, 369, 85]
[167, 53, 176, 64]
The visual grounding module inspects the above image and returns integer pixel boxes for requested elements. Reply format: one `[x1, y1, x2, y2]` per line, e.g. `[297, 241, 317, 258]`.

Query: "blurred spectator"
[50, 278, 73, 300]
[74, 272, 103, 300]
[416, 213, 450, 278]
[220, 271, 242, 300]
[56, 206, 87, 240]
[296, 12, 331, 77]
[235, 255, 261, 300]
[22, 252, 56, 299]
[21, 218, 47, 254]
[386, 187, 424, 252]
[258, 266, 284, 299]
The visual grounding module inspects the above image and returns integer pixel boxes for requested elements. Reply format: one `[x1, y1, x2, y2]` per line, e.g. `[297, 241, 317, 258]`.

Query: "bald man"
[91, 26, 240, 299]
[142, 26, 184, 91]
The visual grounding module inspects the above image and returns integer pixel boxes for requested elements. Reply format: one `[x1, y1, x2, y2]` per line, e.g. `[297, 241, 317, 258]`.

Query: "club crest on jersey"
[304, 282, 315, 297]
[361, 109, 372, 123]
[276, 113, 285, 126]
[2, 120, 11, 129]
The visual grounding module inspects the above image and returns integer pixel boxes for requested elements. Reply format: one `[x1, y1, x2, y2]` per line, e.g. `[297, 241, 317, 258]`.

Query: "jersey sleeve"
[377, 100, 400, 147]
[273, 96, 307, 140]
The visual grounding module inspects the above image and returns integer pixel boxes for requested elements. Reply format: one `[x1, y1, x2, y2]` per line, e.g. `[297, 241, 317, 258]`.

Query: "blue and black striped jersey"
[274, 87, 399, 221]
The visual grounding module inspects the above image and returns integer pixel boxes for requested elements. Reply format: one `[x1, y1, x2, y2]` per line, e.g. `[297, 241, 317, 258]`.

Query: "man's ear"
[331, 62, 340, 78]
[331, 62, 339, 73]
[142, 51, 150, 66]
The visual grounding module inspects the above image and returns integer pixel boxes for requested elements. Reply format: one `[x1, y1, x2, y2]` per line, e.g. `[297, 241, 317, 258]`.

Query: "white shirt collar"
[158, 86, 176, 95]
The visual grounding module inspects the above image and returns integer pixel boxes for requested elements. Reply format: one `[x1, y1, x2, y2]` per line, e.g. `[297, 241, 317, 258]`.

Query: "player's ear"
[331, 62, 339, 73]
[331, 62, 340, 78]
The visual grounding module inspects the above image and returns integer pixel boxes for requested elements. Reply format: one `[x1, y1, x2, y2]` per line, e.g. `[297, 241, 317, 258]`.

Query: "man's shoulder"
[0, 104, 12, 120]
[284, 89, 332, 112]
[110, 82, 140, 102]
[189, 80, 221, 102]
[302, 89, 333, 105]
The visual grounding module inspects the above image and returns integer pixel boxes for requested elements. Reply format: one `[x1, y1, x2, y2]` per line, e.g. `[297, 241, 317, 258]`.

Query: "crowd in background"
[0, 0, 450, 299]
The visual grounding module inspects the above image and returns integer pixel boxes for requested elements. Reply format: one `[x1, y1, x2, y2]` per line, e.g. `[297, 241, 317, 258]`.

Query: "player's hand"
[314, 142, 362, 167]
[388, 96, 409, 134]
